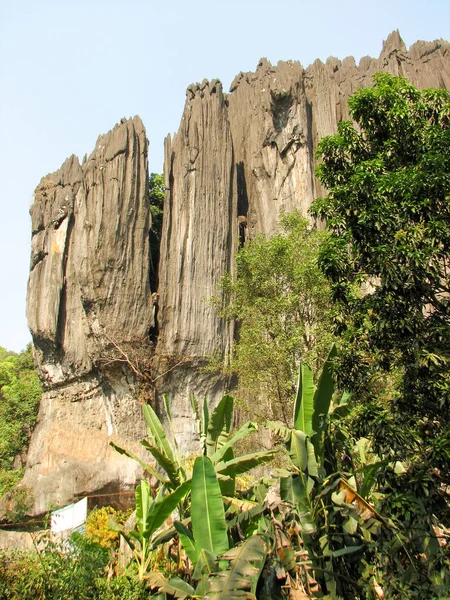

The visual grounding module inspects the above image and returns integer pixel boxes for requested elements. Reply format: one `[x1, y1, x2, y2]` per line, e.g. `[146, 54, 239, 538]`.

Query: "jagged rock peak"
[186, 78, 223, 99]
[382, 29, 407, 55]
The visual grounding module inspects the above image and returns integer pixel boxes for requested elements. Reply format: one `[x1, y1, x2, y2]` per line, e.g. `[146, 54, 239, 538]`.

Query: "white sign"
[51, 497, 87, 534]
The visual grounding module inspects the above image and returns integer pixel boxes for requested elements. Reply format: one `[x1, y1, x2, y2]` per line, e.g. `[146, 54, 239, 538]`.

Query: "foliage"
[310, 73, 450, 438]
[148, 172, 165, 291]
[214, 211, 335, 424]
[85, 506, 131, 550]
[0, 532, 114, 600]
[309, 74, 450, 598]
[0, 532, 149, 599]
[153, 455, 268, 599]
[111, 394, 275, 502]
[0, 344, 41, 500]
[117, 478, 191, 581]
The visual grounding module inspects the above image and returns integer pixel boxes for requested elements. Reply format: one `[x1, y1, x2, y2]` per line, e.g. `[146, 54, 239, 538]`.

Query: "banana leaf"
[289, 429, 308, 471]
[110, 441, 168, 485]
[216, 449, 277, 477]
[163, 393, 181, 460]
[291, 475, 316, 535]
[148, 572, 195, 600]
[136, 480, 152, 538]
[210, 421, 258, 465]
[293, 363, 315, 435]
[193, 548, 217, 590]
[219, 447, 235, 497]
[174, 521, 198, 565]
[201, 398, 209, 455]
[207, 534, 267, 599]
[146, 480, 191, 541]
[311, 345, 336, 455]
[141, 440, 181, 488]
[191, 455, 229, 558]
[143, 404, 177, 468]
[207, 395, 234, 458]
[190, 391, 201, 421]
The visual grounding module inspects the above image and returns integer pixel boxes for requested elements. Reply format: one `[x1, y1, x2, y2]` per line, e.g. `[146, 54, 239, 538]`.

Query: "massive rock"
[154, 31, 450, 448]
[16, 32, 450, 516]
[22, 117, 152, 515]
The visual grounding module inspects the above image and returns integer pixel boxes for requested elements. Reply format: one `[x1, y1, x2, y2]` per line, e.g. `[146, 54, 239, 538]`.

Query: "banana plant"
[117, 478, 190, 581]
[111, 393, 276, 498]
[150, 455, 267, 599]
[266, 346, 343, 535]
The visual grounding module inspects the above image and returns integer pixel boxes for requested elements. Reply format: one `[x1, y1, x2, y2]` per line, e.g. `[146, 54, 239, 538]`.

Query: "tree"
[0, 344, 41, 497]
[216, 212, 335, 424]
[310, 75, 450, 595]
[310, 73, 450, 423]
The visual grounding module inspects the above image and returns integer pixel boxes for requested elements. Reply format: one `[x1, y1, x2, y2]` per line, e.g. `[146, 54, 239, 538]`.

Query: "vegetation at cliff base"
[0, 345, 41, 499]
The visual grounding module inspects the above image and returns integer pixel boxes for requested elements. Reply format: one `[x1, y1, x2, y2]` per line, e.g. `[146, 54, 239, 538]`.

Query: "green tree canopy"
[311, 73, 450, 419]
[216, 212, 334, 423]
[0, 344, 41, 496]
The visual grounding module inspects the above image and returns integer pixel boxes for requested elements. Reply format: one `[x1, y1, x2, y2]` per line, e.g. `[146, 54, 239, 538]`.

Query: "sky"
[0, 0, 449, 353]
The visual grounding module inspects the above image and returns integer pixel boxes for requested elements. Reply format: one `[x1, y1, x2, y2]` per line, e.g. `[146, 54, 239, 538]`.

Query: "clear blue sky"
[1, 0, 449, 352]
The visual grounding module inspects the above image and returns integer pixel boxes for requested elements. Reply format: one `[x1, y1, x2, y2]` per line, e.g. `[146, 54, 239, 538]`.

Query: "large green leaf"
[191, 456, 229, 558]
[148, 572, 195, 600]
[311, 345, 336, 455]
[293, 363, 315, 435]
[141, 440, 181, 488]
[211, 421, 258, 465]
[193, 549, 217, 596]
[291, 475, 316, 535]
[163, 393, 181, 460]
[201, 398, 209, 455]
[216, 449, 277, 477]
[190, 391, 200, 421]
[110, 441, 168, 485]
[146, 480, 191, 541]
[218, 447, 235, 497]
[207, 395, 234, 458]
[135, 480, 152, 537]
[143, 404, 177, 467]
[289, 429, 308, 471]
[207, 534, 267, 599]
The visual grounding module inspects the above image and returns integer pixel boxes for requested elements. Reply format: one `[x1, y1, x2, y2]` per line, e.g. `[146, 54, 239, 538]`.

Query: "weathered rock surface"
[20, 117, 152, 516]
[154, 31, 450, 448]
[16, 32, 450, 516]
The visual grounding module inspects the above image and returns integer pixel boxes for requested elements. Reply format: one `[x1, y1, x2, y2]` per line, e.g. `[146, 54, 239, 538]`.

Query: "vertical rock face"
[23, 117, 152, 515]
[154, 32, 450, 447]
[19, 33, 450, 515]
[154, 80, 236, 450]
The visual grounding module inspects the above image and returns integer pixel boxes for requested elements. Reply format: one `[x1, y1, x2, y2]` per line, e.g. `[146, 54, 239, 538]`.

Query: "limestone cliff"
[16, 32, 450, 516]
[154, 32, 450, 448]
[23, 117, 151, 515]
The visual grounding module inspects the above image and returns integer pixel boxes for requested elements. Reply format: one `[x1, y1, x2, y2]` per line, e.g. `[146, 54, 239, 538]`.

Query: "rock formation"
[155, 31, 450, 448]
[15, 32, 450, 516]
[22, 117, 151, 515]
